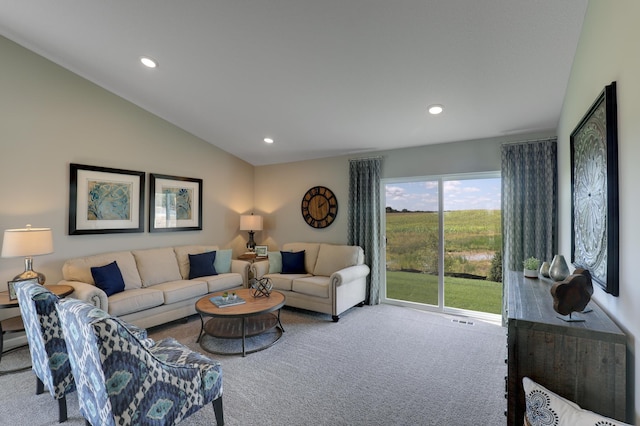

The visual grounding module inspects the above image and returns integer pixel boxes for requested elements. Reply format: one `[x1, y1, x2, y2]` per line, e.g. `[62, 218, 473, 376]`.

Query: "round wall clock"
[301, 186, 338, 228]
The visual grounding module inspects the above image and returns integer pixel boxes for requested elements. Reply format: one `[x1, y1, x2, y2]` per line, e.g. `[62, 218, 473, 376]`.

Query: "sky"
[385, 178, 501, 211]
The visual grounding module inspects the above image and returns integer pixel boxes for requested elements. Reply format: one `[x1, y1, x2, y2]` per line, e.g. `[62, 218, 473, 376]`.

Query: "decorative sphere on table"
[251, 277, 273, 298]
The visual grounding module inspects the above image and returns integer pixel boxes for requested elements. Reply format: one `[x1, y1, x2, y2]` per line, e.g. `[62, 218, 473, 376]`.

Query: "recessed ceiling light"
[428, 104, 444, 115]
[140, 56, 158, 68]
[264, 137, 274, 144]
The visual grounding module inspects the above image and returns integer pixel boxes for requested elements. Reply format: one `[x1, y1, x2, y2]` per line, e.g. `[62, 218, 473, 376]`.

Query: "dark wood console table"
[506, 270, 627, 423]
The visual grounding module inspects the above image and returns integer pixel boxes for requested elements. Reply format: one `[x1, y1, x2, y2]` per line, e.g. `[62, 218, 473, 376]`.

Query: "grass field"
[385, 271, 502, 314]
[385, 210, 502, 314]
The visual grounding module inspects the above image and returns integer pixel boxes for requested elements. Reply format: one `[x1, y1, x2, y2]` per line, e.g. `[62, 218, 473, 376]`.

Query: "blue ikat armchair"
[14, 280, 76, 423]
[57, 298, 224, 426]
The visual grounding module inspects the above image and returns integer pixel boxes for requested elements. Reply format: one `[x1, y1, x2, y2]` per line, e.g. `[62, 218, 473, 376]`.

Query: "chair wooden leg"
[36, 377, 44, 395]
[58, 396, 68, 422]
[212, 396, 224, 426]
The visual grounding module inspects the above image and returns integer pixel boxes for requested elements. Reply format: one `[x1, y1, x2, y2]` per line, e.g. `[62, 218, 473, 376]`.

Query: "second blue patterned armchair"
[57, 298, 224, 426]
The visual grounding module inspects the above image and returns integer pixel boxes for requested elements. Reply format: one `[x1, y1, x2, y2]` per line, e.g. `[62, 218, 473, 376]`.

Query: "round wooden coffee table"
[195, 288, 285, 357]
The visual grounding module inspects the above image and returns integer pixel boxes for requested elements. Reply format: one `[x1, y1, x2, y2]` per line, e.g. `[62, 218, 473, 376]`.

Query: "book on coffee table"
[210, 295, 246, 308]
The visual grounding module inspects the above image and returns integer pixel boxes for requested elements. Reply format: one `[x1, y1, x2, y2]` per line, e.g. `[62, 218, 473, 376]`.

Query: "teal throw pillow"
[214, 249, 232, 274]
[189, 251, 217, 279]
[281, 250, 306, 274]
[91, 261, 126, 296]
[268, 251, 282, 273]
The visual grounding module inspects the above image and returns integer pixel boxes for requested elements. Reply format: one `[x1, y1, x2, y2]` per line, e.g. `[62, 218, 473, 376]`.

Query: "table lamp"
[1, 224, 54, 284]
[240, 213, 263, 251]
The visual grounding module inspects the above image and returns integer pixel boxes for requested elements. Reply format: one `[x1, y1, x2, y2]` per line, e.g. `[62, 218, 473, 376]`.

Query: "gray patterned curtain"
[348, 157, 382, 305]
[502, 139, 558, 271]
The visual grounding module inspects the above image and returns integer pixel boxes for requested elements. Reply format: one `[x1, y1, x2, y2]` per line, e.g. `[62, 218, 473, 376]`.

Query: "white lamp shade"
[240, 215, 263, 231]
[1, 226, 54, 258]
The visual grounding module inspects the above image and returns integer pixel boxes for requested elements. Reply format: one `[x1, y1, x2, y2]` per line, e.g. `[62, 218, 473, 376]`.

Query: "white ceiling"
[0, 1, 588, 166]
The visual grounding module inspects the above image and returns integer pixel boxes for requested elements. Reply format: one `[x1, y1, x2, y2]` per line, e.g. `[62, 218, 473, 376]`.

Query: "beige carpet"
[0, 303, 506, 425]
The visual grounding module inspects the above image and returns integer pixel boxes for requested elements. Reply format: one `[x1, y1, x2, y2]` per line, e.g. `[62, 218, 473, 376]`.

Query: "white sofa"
[250, 242, 370, 321]
[58, 245, 249, 329]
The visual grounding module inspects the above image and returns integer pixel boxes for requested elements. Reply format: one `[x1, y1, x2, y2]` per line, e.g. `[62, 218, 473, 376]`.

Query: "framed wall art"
[69, 163, 145, 235]
[149, 174, 203, 232]
[570, 81, 619, 296]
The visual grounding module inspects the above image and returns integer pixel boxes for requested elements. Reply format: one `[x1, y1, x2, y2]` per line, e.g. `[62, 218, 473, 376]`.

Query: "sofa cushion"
[292, 276, 331, 298]
[174, 245, 219, 279]
[282, 251, 306, 274]
[267, 251, 282, 274]
[205, 274, 244, 293]
[107, 287, 164, 317]
[522, 377, 631, 426]
[282, 243, 320, 274]
[133, 247, 182, 287]
[313, 244, 362, 276]
[90, 261, 126, 296]
[62, 251, 142, 290]
[265, 274, 300, 291]
[150, 280, 208, 304]
[189, 251, 217, 279]
[213, 249, 232, 274]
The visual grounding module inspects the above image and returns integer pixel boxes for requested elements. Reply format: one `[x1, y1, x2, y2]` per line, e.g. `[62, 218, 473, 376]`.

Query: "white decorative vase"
[549, 255, 570, 281]
[524, 269, 538, 278]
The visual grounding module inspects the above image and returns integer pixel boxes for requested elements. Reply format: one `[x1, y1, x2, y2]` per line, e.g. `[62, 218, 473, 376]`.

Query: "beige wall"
[0, 35, 254, 293]
[557, 1, 640, 421]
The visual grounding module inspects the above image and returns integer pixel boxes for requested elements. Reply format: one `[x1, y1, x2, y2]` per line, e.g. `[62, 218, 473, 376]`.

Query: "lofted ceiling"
[0, 1, 588, 166]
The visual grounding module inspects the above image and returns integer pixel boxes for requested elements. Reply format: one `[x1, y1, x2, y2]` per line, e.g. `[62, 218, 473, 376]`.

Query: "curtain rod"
[501, 137, 557, 146]
[349, 155, 383, 162]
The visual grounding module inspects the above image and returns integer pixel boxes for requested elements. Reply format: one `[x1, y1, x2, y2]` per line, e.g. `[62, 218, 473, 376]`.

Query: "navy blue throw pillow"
[281, 250, 306, 274]
[189, 251, 217, 279]
[91, 261, 126, 297]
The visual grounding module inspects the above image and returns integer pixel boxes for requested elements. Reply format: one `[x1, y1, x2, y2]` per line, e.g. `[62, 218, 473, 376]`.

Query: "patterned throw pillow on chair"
[523, 377, 630, 426]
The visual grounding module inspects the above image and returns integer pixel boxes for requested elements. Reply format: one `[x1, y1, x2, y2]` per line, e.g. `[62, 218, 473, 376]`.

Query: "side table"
[237, 253, 267, 262]
[0, 284, 74, 375]
[238, 253, 268, 280]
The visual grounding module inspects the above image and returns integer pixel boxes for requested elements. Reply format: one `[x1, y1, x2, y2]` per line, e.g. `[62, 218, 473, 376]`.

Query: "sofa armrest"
[330, 264, 371, 287]
[231, 259, 251, 287]
[58, 279, 108, 311]
[250, 260, 270, 279]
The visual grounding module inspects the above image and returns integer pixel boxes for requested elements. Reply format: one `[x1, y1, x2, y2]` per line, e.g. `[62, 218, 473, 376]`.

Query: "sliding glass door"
[383, 173, 502, 319]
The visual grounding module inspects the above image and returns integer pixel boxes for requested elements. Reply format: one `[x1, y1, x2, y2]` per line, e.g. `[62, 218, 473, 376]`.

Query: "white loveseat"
[58, 245, 249, 329]
[250, 242, 370, 321]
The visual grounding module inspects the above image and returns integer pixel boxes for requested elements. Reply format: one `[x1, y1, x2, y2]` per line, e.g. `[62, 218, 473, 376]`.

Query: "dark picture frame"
[570, 82, 619, 296]
[149, 174, 203, 232]
[69, 163, 145, 235]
